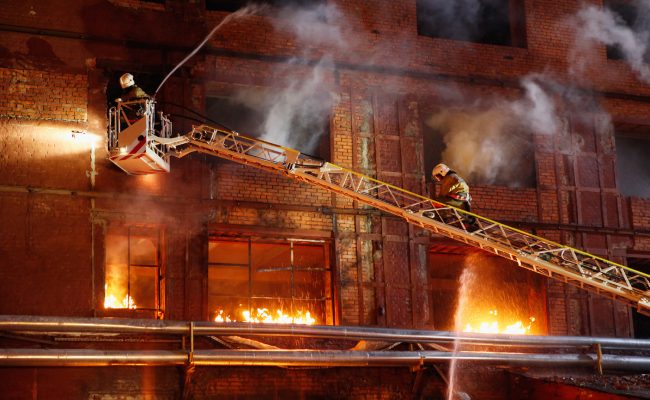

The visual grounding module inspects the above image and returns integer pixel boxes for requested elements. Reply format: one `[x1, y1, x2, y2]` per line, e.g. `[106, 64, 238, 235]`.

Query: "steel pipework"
[1, 315, 650, 350]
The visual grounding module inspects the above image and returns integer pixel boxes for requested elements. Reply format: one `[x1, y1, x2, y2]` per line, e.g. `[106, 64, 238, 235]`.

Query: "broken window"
[104, 227, 163, 316]
[208, 237, 333, 324]
[416, 0, 527, 47]
[615, 128, 650, 198]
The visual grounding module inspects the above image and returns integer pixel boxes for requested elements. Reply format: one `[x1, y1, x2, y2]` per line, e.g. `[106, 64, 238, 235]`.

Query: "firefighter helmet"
[432, 163, 450, 181]
[119, 73, 135, 89]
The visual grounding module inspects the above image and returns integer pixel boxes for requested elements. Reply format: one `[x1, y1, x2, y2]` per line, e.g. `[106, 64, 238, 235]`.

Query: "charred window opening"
[416, 0, 527, 48]
[615, 127, 650, 198]
[421, 107, 536, 188]
[104, 227, 164, 316]
[208, 237, 333, 324]
[604, 0, 650, 62]
[206, 94, 331, 160]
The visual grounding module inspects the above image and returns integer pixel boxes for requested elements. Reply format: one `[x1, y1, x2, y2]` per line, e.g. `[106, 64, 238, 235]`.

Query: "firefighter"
[431, 163, 477, 230]
[118, 73, 149, 101]
[116, 73, 150, 125]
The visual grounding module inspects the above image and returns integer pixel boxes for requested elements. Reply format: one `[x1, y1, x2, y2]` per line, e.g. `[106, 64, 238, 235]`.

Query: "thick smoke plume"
[426, 77, 560, 186]
[572, 2, 650, 83]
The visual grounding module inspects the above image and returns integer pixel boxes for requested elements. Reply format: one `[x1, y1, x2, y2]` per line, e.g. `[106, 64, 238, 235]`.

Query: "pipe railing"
[0, 348, 649, 371]
[1, 315, 650, 350]
[2, 316, 650, 372]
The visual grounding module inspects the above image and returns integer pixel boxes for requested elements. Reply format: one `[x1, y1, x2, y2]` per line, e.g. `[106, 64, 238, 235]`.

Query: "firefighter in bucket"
[115, 73, 150, 125]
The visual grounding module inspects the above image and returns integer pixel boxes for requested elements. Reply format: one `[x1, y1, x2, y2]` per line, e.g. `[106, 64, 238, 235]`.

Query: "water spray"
[153, 6, 258, 98]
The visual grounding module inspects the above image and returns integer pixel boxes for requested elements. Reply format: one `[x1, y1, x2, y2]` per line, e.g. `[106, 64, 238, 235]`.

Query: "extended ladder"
[148, 125, 650, 315]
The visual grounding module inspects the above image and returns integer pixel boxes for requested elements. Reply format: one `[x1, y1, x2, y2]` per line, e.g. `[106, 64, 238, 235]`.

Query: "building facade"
[1, 0, 649, 398]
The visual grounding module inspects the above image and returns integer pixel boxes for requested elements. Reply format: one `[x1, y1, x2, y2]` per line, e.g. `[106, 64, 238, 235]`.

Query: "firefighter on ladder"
[431, 163, 477, 230]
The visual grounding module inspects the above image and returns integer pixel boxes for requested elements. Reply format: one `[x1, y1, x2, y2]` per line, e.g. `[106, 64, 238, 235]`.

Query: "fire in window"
[208, 238, 332, 325]
[104, 228, 163, 314]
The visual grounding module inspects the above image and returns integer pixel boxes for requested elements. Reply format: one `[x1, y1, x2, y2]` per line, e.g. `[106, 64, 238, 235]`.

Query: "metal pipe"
[1, 349, 649, 371]
[2, 315, 650, 350]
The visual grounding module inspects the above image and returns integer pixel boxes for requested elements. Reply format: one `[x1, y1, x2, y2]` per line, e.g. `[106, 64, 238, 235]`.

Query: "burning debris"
[462, 309, 536, 335]
[214, 308, 316, 325]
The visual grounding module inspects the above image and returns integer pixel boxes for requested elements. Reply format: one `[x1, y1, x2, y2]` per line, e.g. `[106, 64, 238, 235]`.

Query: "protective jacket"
[121, 85, 150, 101]
[436, 171, 472, 209]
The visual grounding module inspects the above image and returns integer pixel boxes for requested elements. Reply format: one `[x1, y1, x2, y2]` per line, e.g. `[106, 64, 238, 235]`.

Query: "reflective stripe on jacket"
[440, 172, 471, 203]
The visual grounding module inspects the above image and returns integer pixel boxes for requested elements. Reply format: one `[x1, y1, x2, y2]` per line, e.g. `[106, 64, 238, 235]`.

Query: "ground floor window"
[208, 237, 333, 325]
[427, 247, 547, 334]
[104, 227, 163, 316]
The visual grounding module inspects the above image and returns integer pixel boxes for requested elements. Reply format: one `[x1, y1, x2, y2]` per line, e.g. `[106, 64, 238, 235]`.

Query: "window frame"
[207, 235, 334, 325]
[102, 225, 165, 318]
[415, 0, 527, 48]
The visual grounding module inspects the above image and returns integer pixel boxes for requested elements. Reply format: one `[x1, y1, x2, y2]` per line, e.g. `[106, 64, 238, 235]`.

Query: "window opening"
[104, 227, 163, 315]
[421, 106, 536, 187]
[604, 0, 650, 62]
[615, 128, 650, 198]
[208, 237, 332, 324]
[416, 0, 527, 48]
[206, 94, 331, 159]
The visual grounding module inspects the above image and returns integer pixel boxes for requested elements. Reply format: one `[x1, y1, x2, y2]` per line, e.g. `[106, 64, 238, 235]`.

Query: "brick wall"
[0, 68, 87, 121]
[473, 185, 538, 222]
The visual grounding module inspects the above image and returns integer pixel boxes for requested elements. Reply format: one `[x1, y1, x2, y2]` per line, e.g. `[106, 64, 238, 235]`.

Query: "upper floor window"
[206, 91, 331, 159]
[604, 0, 650, 62]
[422, 105, 536, 187]
[104, 227, 164, 317]
[615, 126, 650, 198]
[416, 0, 527, 48]
[208, 237, 333, 325]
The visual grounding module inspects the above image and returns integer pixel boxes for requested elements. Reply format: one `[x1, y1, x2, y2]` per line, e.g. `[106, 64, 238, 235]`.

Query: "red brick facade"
[1, 0, 649, 398]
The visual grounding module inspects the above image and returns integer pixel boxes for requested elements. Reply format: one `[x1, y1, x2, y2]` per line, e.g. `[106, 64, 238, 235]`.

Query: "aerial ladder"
[108, 99, 650, 315]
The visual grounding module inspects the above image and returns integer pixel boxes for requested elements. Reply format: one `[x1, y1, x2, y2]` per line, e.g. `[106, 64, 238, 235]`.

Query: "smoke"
[273, 3, 348, 50]
[220, 3, 346, 153]
[231, 58, 335, 152]
[426, 77, 561, 186]
[572, 2, 650, 83]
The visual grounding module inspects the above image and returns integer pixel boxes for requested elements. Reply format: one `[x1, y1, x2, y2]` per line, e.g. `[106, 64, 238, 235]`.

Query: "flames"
[215, 308, 316, 325]
[104, 283, 137, 310]
[462, 309, 535, 334]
